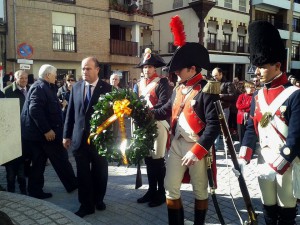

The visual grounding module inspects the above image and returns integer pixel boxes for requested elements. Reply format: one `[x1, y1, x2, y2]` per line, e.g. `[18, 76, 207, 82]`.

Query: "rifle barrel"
[214, 100, 258, 225]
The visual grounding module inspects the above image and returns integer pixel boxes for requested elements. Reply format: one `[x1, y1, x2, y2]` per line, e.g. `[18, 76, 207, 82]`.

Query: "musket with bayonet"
[214, 100, 258, 225]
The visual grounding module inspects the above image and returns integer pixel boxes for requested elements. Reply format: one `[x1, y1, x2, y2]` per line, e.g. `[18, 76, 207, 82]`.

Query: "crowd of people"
[0, 17, 300, 225]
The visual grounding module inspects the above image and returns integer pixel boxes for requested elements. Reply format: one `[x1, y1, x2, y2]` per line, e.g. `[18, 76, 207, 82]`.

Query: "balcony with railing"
[207, 42, 218, 51]
[222, 42, 235, 52]
[292, 54, 300, 61]
[109, 0, 153, 16]
[206, 39, 248, 53]
[52, 0, 75, 3]
[237, 43, 249, 53]
[110, 39, 138, 57]
[52, 33, 76, 52]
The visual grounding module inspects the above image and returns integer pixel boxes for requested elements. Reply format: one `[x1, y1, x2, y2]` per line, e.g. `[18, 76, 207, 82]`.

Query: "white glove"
[181, 151, 198, 166]
[232, 159, 247, 178]
[257, 163, 277, 181]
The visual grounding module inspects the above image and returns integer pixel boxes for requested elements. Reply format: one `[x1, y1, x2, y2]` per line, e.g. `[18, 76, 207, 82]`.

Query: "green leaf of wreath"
[90, 88, 158, 165]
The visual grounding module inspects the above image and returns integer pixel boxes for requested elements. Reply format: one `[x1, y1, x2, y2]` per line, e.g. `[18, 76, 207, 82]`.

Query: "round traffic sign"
[17, 43, 34, 59]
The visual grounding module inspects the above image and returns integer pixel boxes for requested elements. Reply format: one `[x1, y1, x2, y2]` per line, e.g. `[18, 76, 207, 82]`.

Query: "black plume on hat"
[135, 48, 166, 68]
[249, 20, 286, 66]
[167, 42, 210, 73]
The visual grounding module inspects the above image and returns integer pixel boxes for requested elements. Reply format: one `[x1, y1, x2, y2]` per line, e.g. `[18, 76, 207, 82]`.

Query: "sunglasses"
[67, 79, 75, 82]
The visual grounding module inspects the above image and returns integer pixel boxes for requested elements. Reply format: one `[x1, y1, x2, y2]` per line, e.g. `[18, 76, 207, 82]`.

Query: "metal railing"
[110, 39, 138, 57]
[52, 33, 76, 52]
[292, 54, 300, 61]
[109, 0, 153, 16]
[141, 0, 153, 16]
[206, 39, 248, 53]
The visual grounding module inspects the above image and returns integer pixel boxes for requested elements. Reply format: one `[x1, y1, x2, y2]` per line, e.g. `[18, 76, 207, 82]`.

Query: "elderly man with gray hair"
[21, 64, 77, 199]
[3, 70, 29, 194]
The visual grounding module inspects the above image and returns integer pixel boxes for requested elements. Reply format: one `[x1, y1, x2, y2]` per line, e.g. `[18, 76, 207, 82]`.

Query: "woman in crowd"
[236, 81, 255, 144]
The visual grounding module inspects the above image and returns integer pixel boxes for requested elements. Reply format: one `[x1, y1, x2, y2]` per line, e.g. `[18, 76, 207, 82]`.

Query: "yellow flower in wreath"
[89, 88, 158, 166]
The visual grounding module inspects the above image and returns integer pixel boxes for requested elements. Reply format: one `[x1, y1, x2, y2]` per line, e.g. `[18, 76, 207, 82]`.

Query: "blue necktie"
[84, 85, 92, 109]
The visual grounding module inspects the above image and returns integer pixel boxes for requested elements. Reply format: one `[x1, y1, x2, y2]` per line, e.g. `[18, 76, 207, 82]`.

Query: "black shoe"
[137, 191, 154, 203]
[95, 201, 106, 211]
[148, 194, 166, 207]
[29, 192, 52, 199]
[74, 208, 94, 218]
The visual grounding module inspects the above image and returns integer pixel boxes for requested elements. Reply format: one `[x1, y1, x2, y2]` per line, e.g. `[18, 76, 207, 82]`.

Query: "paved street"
[1, 148, 300, 224]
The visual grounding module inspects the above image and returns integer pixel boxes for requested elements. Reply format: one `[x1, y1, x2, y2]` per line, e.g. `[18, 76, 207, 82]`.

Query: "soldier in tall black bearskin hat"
[134, 48, 170, 207]
[152, 15, 220, 225]
[238, 20, 300, 225]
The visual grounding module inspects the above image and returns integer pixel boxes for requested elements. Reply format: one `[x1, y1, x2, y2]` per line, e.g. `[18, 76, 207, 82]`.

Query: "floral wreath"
[89, 88, 158, 165]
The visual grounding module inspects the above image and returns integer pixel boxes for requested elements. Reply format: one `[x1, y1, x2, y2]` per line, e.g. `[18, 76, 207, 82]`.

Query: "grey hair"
[110, 73, 120, 80]
[38, 64, 57, 79]
[14, 70, 28, 79]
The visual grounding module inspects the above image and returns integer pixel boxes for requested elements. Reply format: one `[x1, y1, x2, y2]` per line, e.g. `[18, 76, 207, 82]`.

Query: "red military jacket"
[240, 73, 300, 169]
[153, 73, 220, 160]
[137, 73, 169, 109]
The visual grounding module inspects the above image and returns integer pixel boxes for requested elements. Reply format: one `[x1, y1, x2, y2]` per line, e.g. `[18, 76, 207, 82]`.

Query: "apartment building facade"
[3, 0, 154, 86]
[151, 0, 251, 81]
[251, 0, 300, 77]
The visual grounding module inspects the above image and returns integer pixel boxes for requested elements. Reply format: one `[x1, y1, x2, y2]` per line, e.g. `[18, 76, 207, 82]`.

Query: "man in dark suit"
[63, 56, 112, 218]
[3, 70, 29, 194]
[21, 64, 77, 199]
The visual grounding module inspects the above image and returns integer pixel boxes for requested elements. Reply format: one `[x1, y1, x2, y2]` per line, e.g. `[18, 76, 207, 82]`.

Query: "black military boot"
[167, 198, 184, 225]
[278, 206, 297, 225]
[263, 204, 278, 225]
[149, 158, 166, 207]
[137, 157, 156, 203]
[194, 199, 208, 225]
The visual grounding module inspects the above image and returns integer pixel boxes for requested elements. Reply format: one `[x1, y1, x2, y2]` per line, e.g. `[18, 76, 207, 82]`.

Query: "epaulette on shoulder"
[202, 81, 221, 94]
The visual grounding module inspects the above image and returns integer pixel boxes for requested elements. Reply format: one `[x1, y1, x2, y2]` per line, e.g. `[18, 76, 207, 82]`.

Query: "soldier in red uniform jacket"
[152, 41, 220, 224]
[239, 21, 300, 225]
[134, 48, 170, 207]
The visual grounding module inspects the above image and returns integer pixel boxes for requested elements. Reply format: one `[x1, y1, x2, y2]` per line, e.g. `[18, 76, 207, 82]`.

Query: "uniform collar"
[181, 73, 203, 86]
[146, 73, 159, 82]
[264, 72, 288, 89]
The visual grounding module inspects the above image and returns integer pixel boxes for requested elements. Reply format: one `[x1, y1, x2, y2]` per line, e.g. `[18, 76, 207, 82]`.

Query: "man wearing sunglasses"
[57, 74, 76, 122]
[252, 77, 261, 90]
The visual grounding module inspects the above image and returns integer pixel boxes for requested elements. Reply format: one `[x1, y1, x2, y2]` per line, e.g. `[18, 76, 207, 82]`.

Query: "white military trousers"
[150, 120, 169, 159]
[164, 136, 208, 200]
[257, 147, 296, 207]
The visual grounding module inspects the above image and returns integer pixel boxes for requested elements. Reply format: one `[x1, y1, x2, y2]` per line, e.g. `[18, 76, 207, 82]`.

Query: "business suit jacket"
[4, 82, 29, 113]
[63, 79, 112, 150]
[63, 79, 112, 211]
